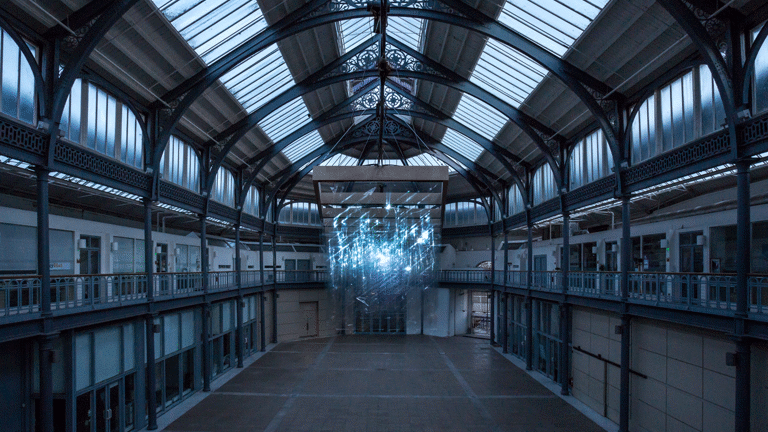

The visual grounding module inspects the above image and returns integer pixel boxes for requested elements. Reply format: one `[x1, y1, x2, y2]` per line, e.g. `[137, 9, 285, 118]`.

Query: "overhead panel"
[320, 154, 359, 167]
[498, 0, 609, 57]
[219, 47, 294, 113]
[152, 0, 268, 64]
[470, 39, 547, 109]
[259, 97, 311, 143]
[282, 131, 325, 163]
[441, 129, 483, 162]
[452, 94, 508, 141]
[406, 153, 454, 173]
[339, 17, 425, 54]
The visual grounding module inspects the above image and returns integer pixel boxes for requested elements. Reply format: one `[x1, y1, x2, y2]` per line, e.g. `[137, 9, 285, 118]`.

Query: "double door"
[76, 374, 135, 432]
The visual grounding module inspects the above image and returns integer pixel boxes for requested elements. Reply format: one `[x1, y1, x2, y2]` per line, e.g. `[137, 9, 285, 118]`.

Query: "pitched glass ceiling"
[498, 0, 609, 57]
[441, 129, 484, 162]
[220, 47, 294, 113]
[452, 94, 508, 141]
[339, 17, 424, 53]
[153, 0, 267, 64]
[259, 97, 311, 143]
[282, 131, 324, 163]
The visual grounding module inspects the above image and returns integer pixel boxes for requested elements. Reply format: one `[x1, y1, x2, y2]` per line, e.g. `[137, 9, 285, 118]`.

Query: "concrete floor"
[165, 335, 605, 432]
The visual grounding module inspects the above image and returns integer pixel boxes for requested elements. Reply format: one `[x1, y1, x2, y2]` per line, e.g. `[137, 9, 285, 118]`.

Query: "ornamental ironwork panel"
[54, 140, 150, 190]
[623, 130, 730, 186]
[0, 117, 45, 156]
[158, 180, 205, 211]
[530, 197, 561, 220]
[209, 201, 239, 223]
[565, 176, 616, 209]
[442, 224, 489, 238]
[320, 41, 380, 80]
[741, 113, 768, 146]
[507, 212, 527, 229]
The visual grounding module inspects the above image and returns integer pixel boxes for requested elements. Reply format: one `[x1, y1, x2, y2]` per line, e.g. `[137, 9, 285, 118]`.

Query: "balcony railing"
[0, 270, 324, 323]
[437, 270, 768, 317]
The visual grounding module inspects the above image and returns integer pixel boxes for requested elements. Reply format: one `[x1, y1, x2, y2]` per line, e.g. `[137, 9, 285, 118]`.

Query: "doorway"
[156, 244, 169, 293]
[300, 301, 319, 337]
[469, 290, 490, 337]
[79, 236, 101, 302]
[76, 374, 135, 432]
[679, 231, 703, 300]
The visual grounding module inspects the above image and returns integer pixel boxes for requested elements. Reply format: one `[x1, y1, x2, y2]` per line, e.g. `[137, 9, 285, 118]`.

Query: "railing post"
[235, 223, 244, 368]
[526, 217, 533, 371]
[200, 214, 211, 392]
[143, 198, 157, 430]
[619, 195, 632, 432]
[734, 159, 752, 432]
[560, 210, 570, 396]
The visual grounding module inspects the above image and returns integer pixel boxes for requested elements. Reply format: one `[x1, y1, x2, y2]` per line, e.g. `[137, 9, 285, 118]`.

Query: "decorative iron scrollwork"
[385, 45, 446, 78]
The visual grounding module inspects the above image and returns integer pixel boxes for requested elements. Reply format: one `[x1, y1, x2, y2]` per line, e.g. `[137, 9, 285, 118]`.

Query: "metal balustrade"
[0, 270, 325, 323]
[437, 270, 768, 318]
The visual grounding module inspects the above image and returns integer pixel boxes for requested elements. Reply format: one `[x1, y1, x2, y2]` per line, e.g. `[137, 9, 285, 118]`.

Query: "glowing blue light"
[405, 266, 412, 272]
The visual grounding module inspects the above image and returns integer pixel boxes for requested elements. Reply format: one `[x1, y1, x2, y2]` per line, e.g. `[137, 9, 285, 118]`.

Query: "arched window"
[211, 169, 235, 207]
[243, 185, 259, 216]
[569, 129, 613, 189]
[508, 184, 524, 215]
[278, 202, 321, 225]
[60, 80, 144, 169]
[533, 165, 558, 205]
[160, 136, 200, 192]
[444, 201, 487, 226]
[0, 28, 36, 124]
[631, 65, 725, 164]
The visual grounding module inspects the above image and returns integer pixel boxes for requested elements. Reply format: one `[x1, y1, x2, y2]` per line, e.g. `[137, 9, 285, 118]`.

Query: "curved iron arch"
[0, 15, 46, 119]
[741, 23, 768, 106]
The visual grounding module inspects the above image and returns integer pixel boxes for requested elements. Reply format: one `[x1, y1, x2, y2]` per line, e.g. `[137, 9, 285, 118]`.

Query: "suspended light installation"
[328, 206, 436, 334]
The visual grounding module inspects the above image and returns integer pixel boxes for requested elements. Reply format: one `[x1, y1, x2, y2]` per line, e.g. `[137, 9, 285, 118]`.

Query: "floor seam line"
[262, 336, 336, 432]
[429, 336, 502, 432]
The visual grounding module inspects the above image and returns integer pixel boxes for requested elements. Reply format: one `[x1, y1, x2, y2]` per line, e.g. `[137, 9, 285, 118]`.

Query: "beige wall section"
[571, 308, 768, 432]
[571, 307, 622, 424]
[275, 288, 337, 342]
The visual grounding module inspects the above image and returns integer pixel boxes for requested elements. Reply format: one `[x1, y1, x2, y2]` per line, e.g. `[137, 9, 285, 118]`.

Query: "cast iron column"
[259, 232, 266, 351]
[619, 196, 632, 432]
[503, 230, 509, 353]
[143, 199, 158, 430]
[734, 160, 752, 432]
[272, 235, 277, 344]
[235, 224, 244, 368]
[560, 211, 570, 395]
[526, 220, 533, 371]
[35, 167, 55, 432]
[200, 215, 211, 392]
[490, 235, 496, 344]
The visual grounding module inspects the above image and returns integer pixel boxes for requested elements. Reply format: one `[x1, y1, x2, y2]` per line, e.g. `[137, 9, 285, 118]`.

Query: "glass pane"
[75, 334, 92, 391]
[1, 33, 20, 117]
[123, 324, 134, 371]
[164, 314, 180, 355]
[94, 327, 121, 383]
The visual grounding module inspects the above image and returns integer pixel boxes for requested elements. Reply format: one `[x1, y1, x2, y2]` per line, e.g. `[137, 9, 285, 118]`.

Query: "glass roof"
[282, 131, 324, 163]
[339, 17, 424, 54]
[452, 94, 508, 141]
[320, 154, 359, 166]
[470, 39, 548, 109]
[220, 46, 294, 113]
[259, 97, 311, 143]
[153, 0, 267, 64]
[407, 153, 455, 173]
[441, 129, 484, 162]
[498, 0, 608, 57]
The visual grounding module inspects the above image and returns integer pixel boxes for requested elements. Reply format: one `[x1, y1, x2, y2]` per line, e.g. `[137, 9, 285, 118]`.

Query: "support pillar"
[259, 232, 266, 351]
[503, 230, 509, 353]
[525, 221, 534, 371]
[200, 215, 211, 392]
[271, 235, 277, 344]
[490, 235, 496, 345]
[734, 160, 752, 432]
[235, 224, 244, 368]
[619, 196, 632, 432]
[143, 199, 157, 430]
[560, 211, 570, 396]
[35, 167, 55, 432]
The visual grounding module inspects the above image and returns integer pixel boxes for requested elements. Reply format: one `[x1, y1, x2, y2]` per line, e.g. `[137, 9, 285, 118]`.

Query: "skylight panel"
[442, 129, 484, 162]
[220, 47, 294, 113]
[407, 153, 447, 167]
[499, 0, 607, 57]
[321, 154, 359, 166]
[282, 131, 325, 163]
[259, 97, 311, 143]
[453, 94, 508, 140]
[339, 18, 372, 53]
[388, 17, 424, 51]
[470, 39, 548, 108]
[153, 0, 267, 64]
[441, 153, 468, 171]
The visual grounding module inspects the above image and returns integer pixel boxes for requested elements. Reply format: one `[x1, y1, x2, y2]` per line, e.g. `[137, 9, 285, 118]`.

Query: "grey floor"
[165, 335, 604, 432]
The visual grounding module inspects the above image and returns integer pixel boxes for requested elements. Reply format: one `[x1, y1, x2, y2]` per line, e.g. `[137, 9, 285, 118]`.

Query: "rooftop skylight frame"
[220, 47, 294, 113]
[259, 97, 312, 143]
[452, 94, 508, 141]
[441, 129, 484, 162]
[282, 131, 325, 163]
